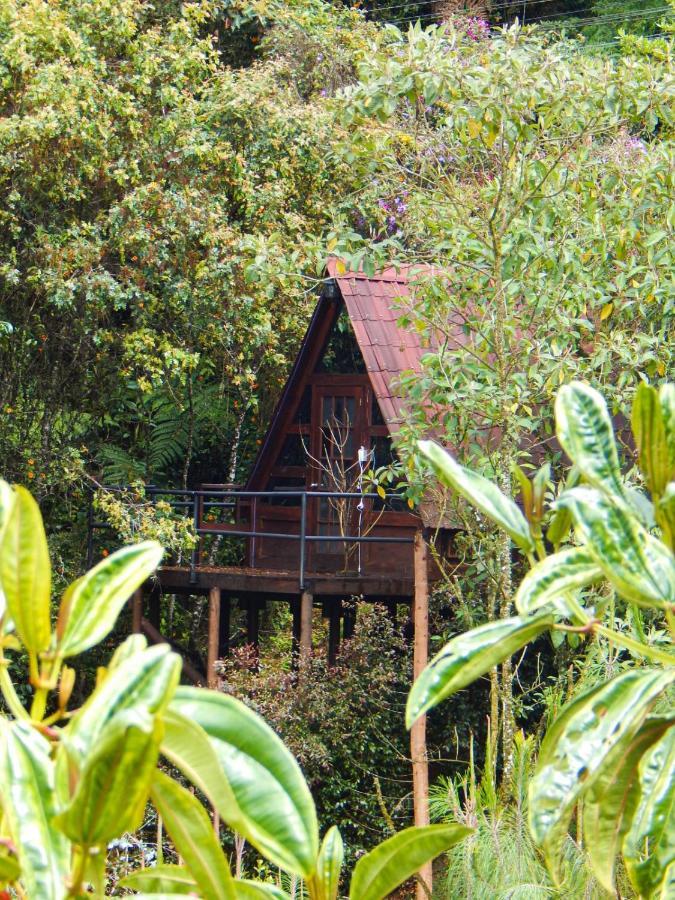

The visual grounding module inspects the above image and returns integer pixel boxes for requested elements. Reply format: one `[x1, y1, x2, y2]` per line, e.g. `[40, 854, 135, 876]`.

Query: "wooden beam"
[140, 618, 205, 686]
[131, 588, 143, 634]
[327, 599, 342, 667]
[207, 586, 221, 689]
[299, 590, 313, 667]
[412, 530, 431, 900]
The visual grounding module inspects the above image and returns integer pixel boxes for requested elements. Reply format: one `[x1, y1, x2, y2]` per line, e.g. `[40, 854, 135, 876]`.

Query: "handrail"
[87, 486, 414, 589]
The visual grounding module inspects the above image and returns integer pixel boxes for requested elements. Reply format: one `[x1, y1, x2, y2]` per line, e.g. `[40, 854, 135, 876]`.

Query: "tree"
[334, 20, 673, 783]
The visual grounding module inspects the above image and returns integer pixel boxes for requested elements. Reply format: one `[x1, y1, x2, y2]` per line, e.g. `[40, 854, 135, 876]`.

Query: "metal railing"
[87, 486, 414, 590]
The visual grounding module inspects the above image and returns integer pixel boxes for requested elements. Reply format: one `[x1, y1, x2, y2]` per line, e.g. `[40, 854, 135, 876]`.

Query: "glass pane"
[278, 433, 306, 468]
[294, 386, 312, 424]
[371, 392, 386, 426]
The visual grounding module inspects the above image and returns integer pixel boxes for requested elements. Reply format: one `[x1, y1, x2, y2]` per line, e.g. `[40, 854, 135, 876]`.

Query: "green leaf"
[583, 716, 672, 894]
[624, 724, 675, 898]
[0, 844, 21, 883]
[529, 668, 675, 882]
[315, 826, 344, 900]
[656, 482, 675, 550]
[233, 882, 291, 899]
[514, 547, 603, 615]
[160, 707, 239, 830]
[120, 864, 197, 894]
[56, 709, 160, 846]
[660, 384, 675, 477]
[348, 824, 471, 900]
[418, 440, 534, 553]
[406, 612, 553, 727]
[169, 687, 319, 878]
[150, 770, 236, 900]
[0, 480, 15, 546]
[559, 487, 675, 609]
[633, 383, 670, 500]
[546, 466, 580, 548]
[555, 382, 625, 499]
[0, 485, 51, 655]
[56, 541, 163, 657]
[57, 644, 180, 802]
[0, 721, 70, 900]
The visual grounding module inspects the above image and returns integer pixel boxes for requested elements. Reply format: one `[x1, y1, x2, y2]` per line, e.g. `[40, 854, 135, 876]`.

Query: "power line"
[390, 4, 671, 28]
[358, 0, 581, 17]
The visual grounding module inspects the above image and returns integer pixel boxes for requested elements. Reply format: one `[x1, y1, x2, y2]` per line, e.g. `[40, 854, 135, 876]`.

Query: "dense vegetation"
[0, 0, 673, 896]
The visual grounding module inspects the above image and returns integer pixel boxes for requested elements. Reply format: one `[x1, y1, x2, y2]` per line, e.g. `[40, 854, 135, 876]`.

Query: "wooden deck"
[155, 564, 414, 601]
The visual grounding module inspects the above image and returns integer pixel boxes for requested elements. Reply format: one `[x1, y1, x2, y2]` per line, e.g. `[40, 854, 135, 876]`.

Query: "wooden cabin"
[129, 261, 456, 682]
[241, 259, 440, 578]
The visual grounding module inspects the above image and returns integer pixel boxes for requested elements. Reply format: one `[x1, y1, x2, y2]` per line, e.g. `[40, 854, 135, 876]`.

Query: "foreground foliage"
[0, 480, 469, 897]
[410, 381, 675, 897]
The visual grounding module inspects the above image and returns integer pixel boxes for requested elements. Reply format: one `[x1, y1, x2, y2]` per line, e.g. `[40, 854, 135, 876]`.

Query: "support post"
[299, 590, 313, 668]
[412, 530, 431, 900]
[290, 598, 301, 669]
[207, 587, 221, 689]
[327, 599, 341, 667]
[131, 588, 143, 635]
[246, 599, 260, 649]
[148, 590, 161, 630]
[218, 594, 230, 657]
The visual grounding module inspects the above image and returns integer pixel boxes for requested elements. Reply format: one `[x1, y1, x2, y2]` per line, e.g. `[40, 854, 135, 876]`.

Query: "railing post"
[250, 497, 257, 568]
[190, 491, 199, 584]
[299, 492, 307, 591]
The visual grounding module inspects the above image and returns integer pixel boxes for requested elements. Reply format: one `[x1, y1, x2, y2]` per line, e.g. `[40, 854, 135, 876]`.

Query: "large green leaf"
[0, 721, 70, 900]
[514, 547, 602, 615]
[56, 709, 161, 846]
[348, 824, 471, 900]
[418, 440, 534, 553]
[120, 864, 197, 894]
[0, 485, 51, 655]
[314, 826, 344, 900]
[56, 541, 163, 657]
[406, 612, 553, 727]
[150, 771, 236, 900]
[57, 644, 180, 803]
[169, 687, 319, 878]
[583, 717, 672, 894]
[632, 383, 670, 500]
[559, 487, 675, 609]
[160, 707, 239, 826]
[529, 668, 675, 882]
[624, 724, 675, 898]
[555, 381, 625, 499]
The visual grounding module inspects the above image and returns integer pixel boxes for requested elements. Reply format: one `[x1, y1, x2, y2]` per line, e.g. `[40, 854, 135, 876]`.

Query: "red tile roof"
[327, 259, 463, 432]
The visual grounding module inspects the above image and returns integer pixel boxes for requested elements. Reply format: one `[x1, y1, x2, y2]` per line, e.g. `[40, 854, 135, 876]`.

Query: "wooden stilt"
[291, 598, 301, 669]
[207, 586, 221, 689]
[343, 605, 356, 640]
[131, 588, 143, 634]
[327, 599, 342, 667]
[412, 530, 431, 900]
[148, 589, 161, 630]
[218, 594, 230, 657]
[299, 590, 313, 667]
[246, 599, 260, 648]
